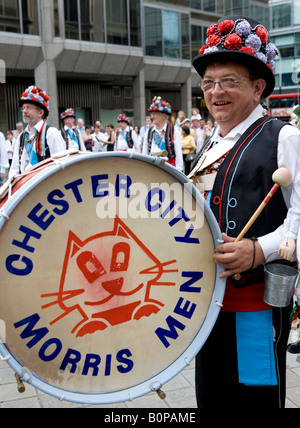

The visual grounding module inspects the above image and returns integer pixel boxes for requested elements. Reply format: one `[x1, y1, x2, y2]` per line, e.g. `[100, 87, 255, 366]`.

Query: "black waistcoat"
[210, 117, 288, 239]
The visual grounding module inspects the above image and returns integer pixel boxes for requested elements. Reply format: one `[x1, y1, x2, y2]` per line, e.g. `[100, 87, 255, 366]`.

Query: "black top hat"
[192, 16, 278, 98]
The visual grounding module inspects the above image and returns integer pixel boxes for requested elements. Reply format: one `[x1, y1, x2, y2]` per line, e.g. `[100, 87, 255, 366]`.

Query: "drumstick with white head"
[232, 167, 292, 280]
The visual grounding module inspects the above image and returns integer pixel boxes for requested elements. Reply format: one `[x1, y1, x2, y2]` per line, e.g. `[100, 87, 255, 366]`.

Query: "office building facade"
[0, 0, 272, 131]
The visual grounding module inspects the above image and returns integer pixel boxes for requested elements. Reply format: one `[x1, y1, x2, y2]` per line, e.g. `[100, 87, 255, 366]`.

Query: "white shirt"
[142, 123, 183, 171]
[208, 104, 300, 263]
[93, 132, 108, 152]
[64, 125, 86, 152]
[0, 131, 9, 174]
[115, 126, 140, 152]
[10, 120, 66, 177]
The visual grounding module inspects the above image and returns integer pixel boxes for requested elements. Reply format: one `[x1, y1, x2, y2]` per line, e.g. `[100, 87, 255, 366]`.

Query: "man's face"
[151, 111, 167, 128]
[64, 116, 76, 129]
[21, 103, 44, 127]
[119, 121, 128, 131]
[203, 62, 265, 135]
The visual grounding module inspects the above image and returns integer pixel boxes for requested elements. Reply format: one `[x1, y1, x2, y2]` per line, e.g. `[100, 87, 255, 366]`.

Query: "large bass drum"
[0, 151, 225, 405]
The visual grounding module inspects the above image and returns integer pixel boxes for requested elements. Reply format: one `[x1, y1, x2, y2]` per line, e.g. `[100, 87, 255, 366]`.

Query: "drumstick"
[151, 150, 168, 157]
[232, 167, 292, 280]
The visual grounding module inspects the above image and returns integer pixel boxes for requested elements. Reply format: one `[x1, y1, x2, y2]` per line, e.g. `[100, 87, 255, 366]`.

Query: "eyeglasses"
[20, 106, 41, 112]
[200, 77, 248, 93]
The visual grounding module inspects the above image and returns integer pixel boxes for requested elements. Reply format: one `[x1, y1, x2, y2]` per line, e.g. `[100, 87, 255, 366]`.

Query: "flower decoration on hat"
[20, 85, 50, 117]
[199, 18, 278, 70]
[117, 114, 129, 123]
[148, 96, 172, 115]
[60, 108, 76, 121]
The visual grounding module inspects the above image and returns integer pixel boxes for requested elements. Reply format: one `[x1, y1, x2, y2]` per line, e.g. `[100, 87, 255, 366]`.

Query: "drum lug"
[150, 382, 166, 400]
[156, 389, 167, 400]
[15, 374, 25, 394]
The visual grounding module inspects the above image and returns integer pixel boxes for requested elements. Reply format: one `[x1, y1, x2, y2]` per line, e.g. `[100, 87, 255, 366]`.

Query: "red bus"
[268, 93, 300, 120]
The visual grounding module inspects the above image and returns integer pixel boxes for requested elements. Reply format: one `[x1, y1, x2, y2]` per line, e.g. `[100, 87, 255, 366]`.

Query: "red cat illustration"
[41, 216, 178, 337]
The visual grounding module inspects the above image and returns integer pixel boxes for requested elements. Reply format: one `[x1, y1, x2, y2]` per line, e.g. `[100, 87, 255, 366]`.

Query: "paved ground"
[0, 347, 300, 408]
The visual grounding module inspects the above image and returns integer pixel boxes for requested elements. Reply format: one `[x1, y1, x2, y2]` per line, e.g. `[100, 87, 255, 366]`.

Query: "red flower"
[256, 26, 268, 44]
[31, 88, 38, 94]
[31, 97, 38, 102]
[45, 96, 50, 102]
[239, 46, 255, 55]
[207, 24, 216, 37]
[198, 44, 207, 55]
[217, 20, 234, 35]
[161, 101, 166, 106]
[207, 34, 221, 47]
[22, 92, 27, 98]
[153, 106, 159, 111]
[224, 34, 242, 50]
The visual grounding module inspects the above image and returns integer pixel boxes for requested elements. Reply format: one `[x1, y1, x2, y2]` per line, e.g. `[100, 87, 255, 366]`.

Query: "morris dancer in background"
[10, 86, 65, 177]
[142, 96, 183, 171]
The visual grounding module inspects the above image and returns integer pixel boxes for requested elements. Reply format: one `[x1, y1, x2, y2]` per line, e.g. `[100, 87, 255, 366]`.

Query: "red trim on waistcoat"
[214, 117, 270, 229]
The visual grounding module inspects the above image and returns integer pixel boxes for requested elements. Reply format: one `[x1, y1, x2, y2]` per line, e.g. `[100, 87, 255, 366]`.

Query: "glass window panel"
[295, 0, 300, 25]
[272, 4, 291, 29]
[106, 0, 128, 45]
[22, 0, 39, 35]
[279, 46, 294, 58]
[81, 0, 104, 43]
[145, 6, 162, 56]
[181, 13, 190, 60]
[0, 0, 20, 33]
[130, 0, 141, 47]
[190, 0, 201, 9]
[191, 24, 202, 60]
[53, 0, 60, 37]
[64, 0, 79, 39]
[163, 10, 180, 58]
[203, 0, 215, 12]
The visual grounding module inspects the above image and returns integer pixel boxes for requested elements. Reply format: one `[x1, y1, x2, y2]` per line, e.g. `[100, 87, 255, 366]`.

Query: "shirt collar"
[212, 104, 264, 143]
[25, 119, 45, 135]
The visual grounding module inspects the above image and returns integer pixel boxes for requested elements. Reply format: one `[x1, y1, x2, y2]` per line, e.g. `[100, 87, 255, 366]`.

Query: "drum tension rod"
[15, 374, 25, 394]
[156, 389, 166, 400]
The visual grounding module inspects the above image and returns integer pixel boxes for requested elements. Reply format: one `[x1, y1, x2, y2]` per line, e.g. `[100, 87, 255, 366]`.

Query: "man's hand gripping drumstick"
[213, 168, 293, 279]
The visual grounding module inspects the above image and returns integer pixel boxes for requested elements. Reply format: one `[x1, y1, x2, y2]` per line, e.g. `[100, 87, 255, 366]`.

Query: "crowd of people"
[0, 90, 218, 184]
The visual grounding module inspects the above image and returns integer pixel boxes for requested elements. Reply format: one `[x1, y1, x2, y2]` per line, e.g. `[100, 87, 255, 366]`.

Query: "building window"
[64, 0, 79, 39]
[145, 6, 162, 56]
[0, 0, 39, 34]
[145, 6, 190, 59]
[106, 0, 128, 45]
[191, 24, 207, 61]
[81, 0, 105, 42]
[163, 10, 180, 58]
[271, 4, 291, 29]
[22, 0, 39, 35]
[129, 0, 141, 47]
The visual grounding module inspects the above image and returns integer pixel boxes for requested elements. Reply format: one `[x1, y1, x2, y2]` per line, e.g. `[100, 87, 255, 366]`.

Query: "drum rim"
[0, 151, 225, 404]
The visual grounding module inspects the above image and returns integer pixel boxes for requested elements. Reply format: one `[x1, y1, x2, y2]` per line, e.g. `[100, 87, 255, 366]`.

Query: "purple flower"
[255, 52, 267, 63]
[245, 34, 262, 52]
[266, 42, 278, 61]
[235, 20, 251, 37]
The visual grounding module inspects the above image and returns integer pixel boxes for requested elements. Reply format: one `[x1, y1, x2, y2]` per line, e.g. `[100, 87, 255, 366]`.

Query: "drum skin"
[0, 151, 225, 404]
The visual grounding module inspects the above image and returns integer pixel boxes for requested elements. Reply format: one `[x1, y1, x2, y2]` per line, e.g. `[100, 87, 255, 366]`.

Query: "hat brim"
[20, 99, 49, 117]
[193, 49, 275, 99]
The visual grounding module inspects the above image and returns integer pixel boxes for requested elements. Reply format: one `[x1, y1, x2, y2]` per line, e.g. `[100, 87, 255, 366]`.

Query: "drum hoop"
[0, 151, 225, 404]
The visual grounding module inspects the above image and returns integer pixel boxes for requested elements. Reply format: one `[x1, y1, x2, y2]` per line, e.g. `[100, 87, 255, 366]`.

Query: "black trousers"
[195, 305, 291, 408]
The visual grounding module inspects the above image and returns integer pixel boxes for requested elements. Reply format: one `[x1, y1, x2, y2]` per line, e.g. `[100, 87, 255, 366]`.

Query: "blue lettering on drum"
[14, 313, 134, 376]
[5, 174, 201, 277]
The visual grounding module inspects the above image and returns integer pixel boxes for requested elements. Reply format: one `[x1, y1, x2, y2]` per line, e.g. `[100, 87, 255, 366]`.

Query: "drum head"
[0, 152, 225, 404]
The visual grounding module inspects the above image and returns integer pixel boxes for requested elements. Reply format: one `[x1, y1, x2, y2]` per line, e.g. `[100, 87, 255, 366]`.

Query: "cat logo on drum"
[41, 216, 178, 337]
